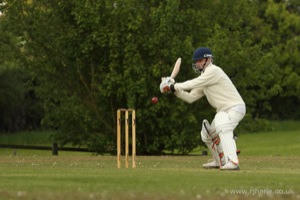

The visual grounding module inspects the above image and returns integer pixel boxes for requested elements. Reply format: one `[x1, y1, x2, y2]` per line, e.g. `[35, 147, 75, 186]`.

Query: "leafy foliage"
[0, 0, 299, 154]
[0, 64, 43, 132]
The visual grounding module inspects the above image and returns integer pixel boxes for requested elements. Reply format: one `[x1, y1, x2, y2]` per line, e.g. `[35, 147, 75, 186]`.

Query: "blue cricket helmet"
[192, 47, 213, 61]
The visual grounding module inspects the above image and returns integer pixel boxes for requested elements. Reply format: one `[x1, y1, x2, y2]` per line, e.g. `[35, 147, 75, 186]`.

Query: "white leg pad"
[215, 112, 239, 164]
[219, 131, 239, 164]
[201, 119, 225, 166]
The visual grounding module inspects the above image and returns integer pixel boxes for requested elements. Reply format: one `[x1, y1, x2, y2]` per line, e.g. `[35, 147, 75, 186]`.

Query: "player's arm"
[174, 88, 204, 103]
[174, 67, 217, 91]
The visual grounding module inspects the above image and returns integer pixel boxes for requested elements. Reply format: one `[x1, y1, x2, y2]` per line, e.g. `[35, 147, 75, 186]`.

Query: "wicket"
[117, 109, 136, 168]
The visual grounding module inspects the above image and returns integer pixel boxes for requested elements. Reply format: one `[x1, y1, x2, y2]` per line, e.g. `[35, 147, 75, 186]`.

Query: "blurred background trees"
[0, 0, 299, 154]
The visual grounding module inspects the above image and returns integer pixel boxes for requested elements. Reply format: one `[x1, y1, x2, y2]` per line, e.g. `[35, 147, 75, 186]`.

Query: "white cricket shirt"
[174, 63, 245, 112]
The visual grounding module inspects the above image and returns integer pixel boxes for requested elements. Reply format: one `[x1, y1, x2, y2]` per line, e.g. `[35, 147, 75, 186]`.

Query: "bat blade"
[170, 57, 181, 78]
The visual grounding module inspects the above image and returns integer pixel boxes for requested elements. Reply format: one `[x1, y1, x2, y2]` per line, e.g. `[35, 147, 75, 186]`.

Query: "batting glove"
[160, 77, 175, 93]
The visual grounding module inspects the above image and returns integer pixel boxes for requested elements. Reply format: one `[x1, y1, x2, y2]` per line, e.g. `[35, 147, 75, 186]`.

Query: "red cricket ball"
[151, 96, 158, 104]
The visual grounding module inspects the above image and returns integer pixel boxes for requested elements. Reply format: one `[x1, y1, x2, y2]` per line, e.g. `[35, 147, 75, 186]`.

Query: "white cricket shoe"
[220, 161, 240, 170]
[203, 160, 220, 169]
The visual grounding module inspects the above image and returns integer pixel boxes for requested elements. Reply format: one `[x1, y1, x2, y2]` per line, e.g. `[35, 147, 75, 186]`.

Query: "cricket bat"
[160, 58, 181, 93]
[170, 57, 181, 78]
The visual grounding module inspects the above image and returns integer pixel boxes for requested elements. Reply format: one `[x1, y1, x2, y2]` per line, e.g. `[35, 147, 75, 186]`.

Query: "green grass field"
[0, 127, 300, 200]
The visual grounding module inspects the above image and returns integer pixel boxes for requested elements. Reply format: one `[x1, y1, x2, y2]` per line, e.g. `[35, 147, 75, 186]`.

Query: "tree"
[0, 15, 43, 132]
[1, 0, 299, 154]
[250, 0, 300, 119]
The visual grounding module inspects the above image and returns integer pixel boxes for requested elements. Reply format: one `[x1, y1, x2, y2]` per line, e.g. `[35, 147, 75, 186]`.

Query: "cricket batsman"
[160, 47, 246, 170]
